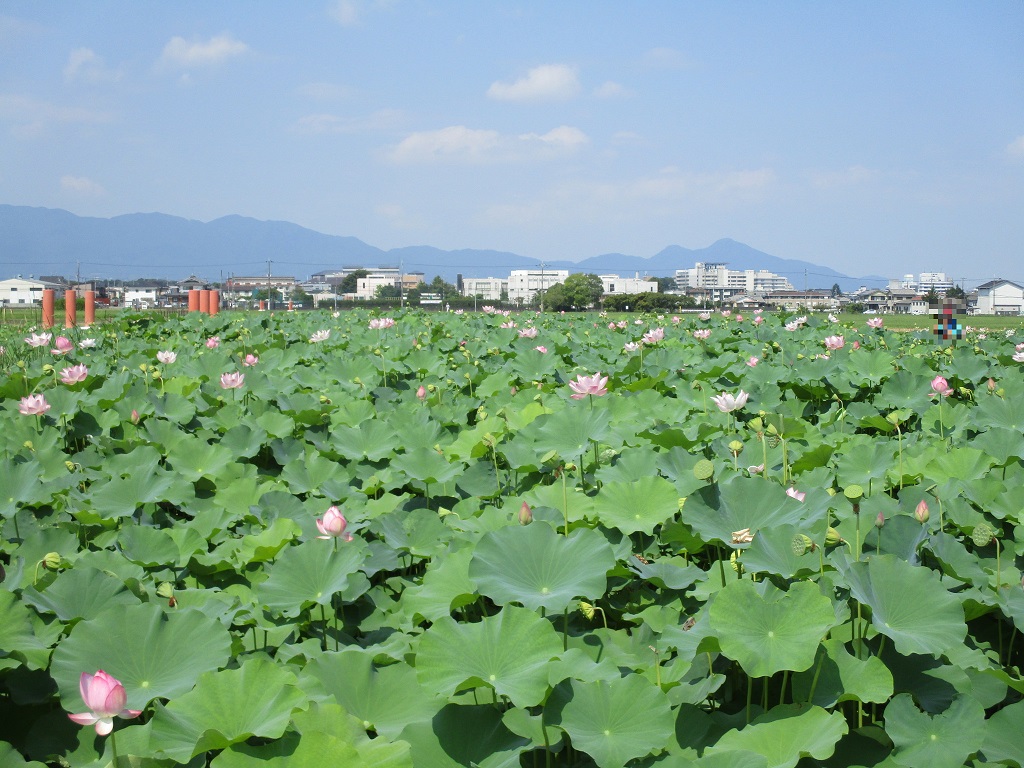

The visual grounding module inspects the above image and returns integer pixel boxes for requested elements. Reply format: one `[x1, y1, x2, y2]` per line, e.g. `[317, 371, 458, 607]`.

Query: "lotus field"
[3, 308, 1024, 768]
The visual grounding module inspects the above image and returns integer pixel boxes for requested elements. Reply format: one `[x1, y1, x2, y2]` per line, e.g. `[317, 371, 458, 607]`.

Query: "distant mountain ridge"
[0, 204, 884, 291]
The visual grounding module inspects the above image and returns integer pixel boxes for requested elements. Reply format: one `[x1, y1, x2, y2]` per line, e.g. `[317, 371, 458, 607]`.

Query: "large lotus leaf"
[84, 455, 193, 518]
[258, 538, 367, 617]
[399, 546, 477, 622]
[740, 523, 825, 579]
[971, 427, 1024, 465]
[279, 449, 346, 495]
[0, 458, 50, 518]
[118, 524, 185, 568]
[704, 704, 848, 768]
[148, 657, 307, 763]
[589, 476, 679, 535]
[469, 523, 615, 613]
[51, 603, 231, 711]
[0, 589, 46, 662]
[553, 676, 675, 768]
[838, 554, 967, 656]
[709, 580, 835, 678]
[164, 437, 236, 482]
[834, 439, 894, 489]
[21, 566, 139, 622]
[391, 447, 462, 486]
[299, 649, 442, 739]
[682, 476, 815, 547]
[372, 506, 450, 557]
[415, 604, 562, 707]
[331, 420, 401, 462]
[791, 637, 893, 707]
[657, 447, 719, 497]
[399, 704, 528, 768]
[522, 481, 597, 525]
[885, 693, 985, 768]
[973, 387, 1024, 430]
[531, 406, 611, 460]
[0, 742, 47, 768]
[980, 699, 1024, 765]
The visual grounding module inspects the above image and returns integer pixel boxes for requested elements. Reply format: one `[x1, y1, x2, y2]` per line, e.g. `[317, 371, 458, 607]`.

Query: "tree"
[946, 284, 966, 299]
[290, 286, 313, 307]
[558, 273, 604, 310]
[375, 284, 400, 299]
[650, 276, 675, 292]
[338, 269, 369, 295]
[831, 283, 842, 298]
[426, 275, 459, 299]
[923, 289, 940, 306]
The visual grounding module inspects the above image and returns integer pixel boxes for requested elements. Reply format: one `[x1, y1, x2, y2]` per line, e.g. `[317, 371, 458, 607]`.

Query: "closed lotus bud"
[914, 500, 929, 524]
[130, 409, 140, 424]
[825, 527, 845, 547]
[43, 552, 62, 570]
[518, 502, 533, 525]
[988, 378, 996, 392]
[875, 511, 885, 529]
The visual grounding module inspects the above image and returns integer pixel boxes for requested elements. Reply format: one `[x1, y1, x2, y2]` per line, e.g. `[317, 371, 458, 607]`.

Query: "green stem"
[807, 647, 825, 704]
[111, 730, 119, 768]
[561, 469, 569, 536]
[779, 670, 789, 706]
[746, 674, 753, 724]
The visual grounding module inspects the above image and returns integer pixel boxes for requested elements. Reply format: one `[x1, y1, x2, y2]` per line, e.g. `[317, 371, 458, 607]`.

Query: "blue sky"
[1, 1, 1022, 281]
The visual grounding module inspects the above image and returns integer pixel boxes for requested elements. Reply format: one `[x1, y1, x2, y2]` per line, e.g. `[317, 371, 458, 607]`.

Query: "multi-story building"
[354, 268, 424, 299]
[917, 272, 955, 294]
[225, 276, 298, 292]
[0, 276, 63, 305]
[674, 262, 793, 300]
[462, 277, 508, 301]
[599, 275, 658, 295]
[507, 269, 569, 305]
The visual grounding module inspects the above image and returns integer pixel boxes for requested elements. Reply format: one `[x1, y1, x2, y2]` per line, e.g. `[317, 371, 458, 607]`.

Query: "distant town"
[2, 262, 1022, 315]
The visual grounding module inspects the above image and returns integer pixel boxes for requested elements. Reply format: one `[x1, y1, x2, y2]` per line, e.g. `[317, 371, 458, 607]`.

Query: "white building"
[123, 286, 163, 308]
[600, 274, 658, 295]
[462, 277, 507, 301]
[507, 269, 569, 305]
[917, 272, 955, 294]
[0, 276, 61, 305]
[674, 262, 793, 299]
[974, 279, 1024, 315]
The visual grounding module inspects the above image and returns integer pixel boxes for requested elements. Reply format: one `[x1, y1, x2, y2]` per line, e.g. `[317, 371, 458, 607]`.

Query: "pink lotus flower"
[699, 312, 711, 321]
[721, 310, 731, 317]
[824, 335, 845, 351]
[220, 371, 245, 389]
[51, 336, 74, 356]
[642, 327, 665, 344]
[67, 670, 141, 736]
[309, 329, 330, 343]
[914, 500, 929, 523]
[753, 316, 764, 326]
[735, 314, 743, 322]
[19, 394, 50, 415]
[786, 487, 806, 502]
[534, 345, 548, 353]
[369, 317, 395, 330]
[242, 353, 258, 367]
[568, 372, 608, 399]
[624, 342, 641, 352]
[518, 327, 538, 338]
[316, 506, 353, 541]
[852, 341, 860, 349]
[693, 329, 711, 340]
[930, 375, 953, 397]
[25, 332, 52, 348]
[415, 384, 427, 401]
[1013, 351, 1024, 363]
[131, 409, 140, 424]
[60, 364, 88, 385]
[608, 322, 618, 330]
[785, 322, 800, 332]
[79, 338, 97, 349]
[866, 317, 883, 329]
[711, 390, 749, 413]
[500, 321, 516, 329]
[156, 350, 176, 364]
[747, 464, 765, 474]
[205, 336, 220, 349]
[518, 501, 533, 525]
[672, 316, 681, 324]
[746, 356, 759, 367]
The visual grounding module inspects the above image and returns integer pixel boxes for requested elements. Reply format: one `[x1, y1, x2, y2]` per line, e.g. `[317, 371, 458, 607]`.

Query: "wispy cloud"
[593, 81, 628, 99]
[64, 48, 121, 84]
[159, 34, 248, 68]
[293, 109, 402, 135]
[330, 0, 360, 26]
[297, 81, 355, 101]
[1007, 135, 1024, 159]
[0, 93, 112, 137]
[487, 64, 581, 102]
[60, 175, 105, 196]
[388, 124, 588, 164]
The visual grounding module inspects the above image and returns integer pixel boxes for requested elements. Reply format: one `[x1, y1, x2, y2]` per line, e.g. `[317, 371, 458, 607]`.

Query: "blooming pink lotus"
[156, 350, 176, 364]
[608, 322, 618, 330]
[534, 345, 548, 353]
[220, 371, 245, 389]
[852, 341, 860, 349]
[205, 336, 220, 349]
[19, 394, 51, 415]
[616, 321, 627, 329]
[786, 487, 806, 502]
[25, 332, 52, 348]
[500, 321, 516, 329]
[51, 336, 74, 356]
[242, 353, 258, 367]
[823, 335, 845, 351]
[672, 316, 681, 324]
[711, 390, 749, 413]
[735, 314, 743, 322]
[753, 316, 764, 326]
[369, 317, 395, 330]
[866, 317, 883, 329]
[1013, 351, 1024, 363]
[930, 375, 953, 397]
[699, 312, 711, 321]
[642, 327, 665, 344]
[693, 329, 711, 340]
[60, 364, 88, 385]
[316, 506, 354, 541]
[568, 372, 608, 400]
[67, 670, 141, 736]
[309, 329, 330, 343]
[785, 321, 800, 332]
[518, 327, 538, 338]
[746, 356, 759, 367]
[624, 342, 641, 352]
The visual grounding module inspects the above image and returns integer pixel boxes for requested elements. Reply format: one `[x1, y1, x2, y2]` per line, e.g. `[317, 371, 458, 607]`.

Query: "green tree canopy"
[338, 269, 369, 294]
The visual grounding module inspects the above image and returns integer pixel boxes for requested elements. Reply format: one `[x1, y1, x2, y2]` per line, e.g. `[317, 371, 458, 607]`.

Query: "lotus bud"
[139, 363, 148, 372]
[65, 460, 76, 472]
[987, 378, 996, 392]
[43, 552, 62, 570]
[427, 384, 437, 392]
[518, 502, 533, 526]
[914, 500, 929, 524]
[130, 409, 140, 424]
[825, 527, 845, 547]
[874, 511, 885, 529]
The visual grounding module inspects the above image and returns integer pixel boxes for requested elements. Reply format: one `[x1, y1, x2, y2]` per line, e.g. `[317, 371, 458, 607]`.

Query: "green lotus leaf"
[279, 449, 346, 495]
[118, 525, 185, 568]
[415, 604, 562, 707]
[705, 704, 847, 768]
[682, 476, 817, 546]
[531, 406, 611, 460]
[163, 436, 236, 482]
[589, 476, 679, 535]
[331, 420, 400, 462]
[885, 693, 985, 768]
[399, 546, 477, 622]
[838, 554, 967, 656]
[390, 447, 462, 487]
[0, 458, 49, 518]
[791, 637, 893, 707]
[709, 580, 835, 678]
[399, 704, 528, 768]
[21, 566, 139, 622]
[0, 589, 46, 662]
[299, 649, 442, 739]
[553, 676, 675, 768]
[51, 602, 231, 710]
[469, 523, 615, 613]
[372, 506, 450, 557]
[980, 698, 1024, 765]
[147, 657, 307, 763]
[258, 538, 367, 617]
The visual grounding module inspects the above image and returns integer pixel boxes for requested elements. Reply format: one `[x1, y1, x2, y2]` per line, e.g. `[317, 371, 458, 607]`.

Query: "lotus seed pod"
[825, 527, 845, 547]
[844, 485, 864, 501]
[43, 552, 62, 570]
[971, 522, 995, 548]
[827, 488, 837, 496]
[42, 364, 54, 373]
[694, 459, 715, 481]
[156, 582, 174, 599]
[728, 440, 744, 454]
[914, 500, 929, 524]
[791, 534, 814, 556]
[579, 601, 595, 620]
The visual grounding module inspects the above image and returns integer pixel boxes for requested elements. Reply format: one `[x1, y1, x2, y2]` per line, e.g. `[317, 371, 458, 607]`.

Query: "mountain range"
[0, 205, 885, 291]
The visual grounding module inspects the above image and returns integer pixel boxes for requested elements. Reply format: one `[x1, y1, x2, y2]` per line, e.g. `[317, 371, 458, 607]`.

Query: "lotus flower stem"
[746, 674, 753, 724]
[779, 670, 789, 706]
[561, 469, 569, 536]
[806, 647, 825, 704]
[320, 604, 328, 652]
[111, 731, 120, 768]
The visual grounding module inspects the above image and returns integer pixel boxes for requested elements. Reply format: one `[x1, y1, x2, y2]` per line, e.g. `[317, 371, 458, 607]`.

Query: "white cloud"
[159, 34, 248, 68]
[297, 81, 354, 101]
[1007, 135, 1024, 159]
[0, 93, 112, 137]
[63, 48, 121, 83]
[593, 81, 628, 99]
[293, 109, 402, 135]
[60, 175, 105, 196]
[330, 0, 359, 26]
[388, 124, 588, 164]
[808, 165, 879, 189]
[487, 64, 581, 102]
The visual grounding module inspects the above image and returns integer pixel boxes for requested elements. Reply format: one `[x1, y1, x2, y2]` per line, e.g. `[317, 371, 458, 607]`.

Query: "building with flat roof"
[507, 269, 569, 305]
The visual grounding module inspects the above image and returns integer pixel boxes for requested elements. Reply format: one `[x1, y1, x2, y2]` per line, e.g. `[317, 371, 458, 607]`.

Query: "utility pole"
[400, 259, 404, 309]
[267, 260, 272, 311]
[539, 261, 546, 312]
